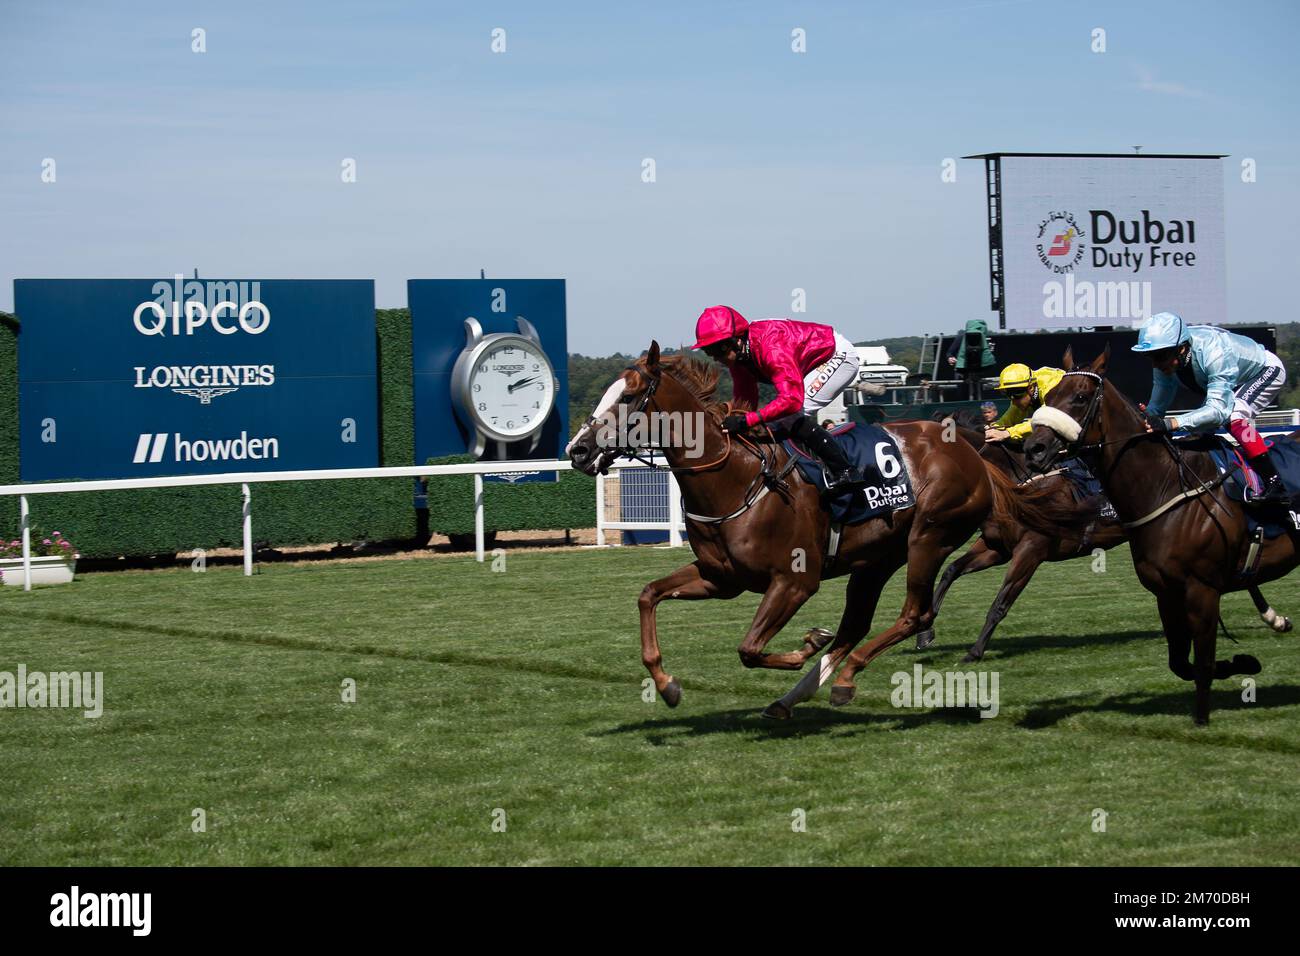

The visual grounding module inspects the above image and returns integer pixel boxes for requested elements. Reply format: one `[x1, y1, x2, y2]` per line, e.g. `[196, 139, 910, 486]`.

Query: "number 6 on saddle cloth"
[780, 420, 916, 525]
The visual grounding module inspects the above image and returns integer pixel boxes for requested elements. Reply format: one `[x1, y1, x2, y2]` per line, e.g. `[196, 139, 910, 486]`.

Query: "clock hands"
[508, 375, 539, 393]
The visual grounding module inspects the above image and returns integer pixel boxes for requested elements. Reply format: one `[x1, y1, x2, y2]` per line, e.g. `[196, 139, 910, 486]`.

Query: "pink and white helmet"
[690, 306, 749, 350]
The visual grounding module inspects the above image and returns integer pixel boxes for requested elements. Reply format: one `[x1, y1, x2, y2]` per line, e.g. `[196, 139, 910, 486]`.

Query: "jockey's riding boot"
[1248, 451, 1291, 507]
[794, 417, 866, 492]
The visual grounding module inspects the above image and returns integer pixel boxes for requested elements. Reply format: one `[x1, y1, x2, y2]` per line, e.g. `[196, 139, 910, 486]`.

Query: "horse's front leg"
[737, 577, 818, 670]
[915, 539, 1007, 649]
[639, 561, 740, 707]
[962, 535, 1047, 662]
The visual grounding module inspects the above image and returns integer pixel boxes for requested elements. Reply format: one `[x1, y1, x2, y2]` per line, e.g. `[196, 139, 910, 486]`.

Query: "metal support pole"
[595, 471, 606, 547]
[20, 494, 31, 591]
[667, 472, 683, 548]
[474, 473, 485, 563]
[242, 483, 252, 577]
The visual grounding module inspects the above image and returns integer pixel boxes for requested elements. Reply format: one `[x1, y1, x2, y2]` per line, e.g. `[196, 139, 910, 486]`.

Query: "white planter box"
[0, 555, 78, 587]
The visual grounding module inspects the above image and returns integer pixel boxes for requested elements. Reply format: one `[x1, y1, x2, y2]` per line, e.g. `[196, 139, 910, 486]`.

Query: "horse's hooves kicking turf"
[915, 630, 936, 650]
[829, 685, 856, 707]
[661, 679, 682, 707]
[761, 701, 792, 720]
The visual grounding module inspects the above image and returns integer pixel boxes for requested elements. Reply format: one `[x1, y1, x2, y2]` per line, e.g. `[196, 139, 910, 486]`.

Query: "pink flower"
[60, 540, 71, 548]
[42, 538, 52, 546]
[52, 531, 61, 536]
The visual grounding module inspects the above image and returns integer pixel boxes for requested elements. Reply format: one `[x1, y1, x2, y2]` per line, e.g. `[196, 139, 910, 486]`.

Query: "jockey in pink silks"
[690, 305, 867, 491]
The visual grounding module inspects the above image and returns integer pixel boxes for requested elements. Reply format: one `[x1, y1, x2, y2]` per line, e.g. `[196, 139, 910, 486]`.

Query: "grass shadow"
[1019, 683, 1300, 730]
[906, 627, 1162, 662]
[596, 701, 989, 744]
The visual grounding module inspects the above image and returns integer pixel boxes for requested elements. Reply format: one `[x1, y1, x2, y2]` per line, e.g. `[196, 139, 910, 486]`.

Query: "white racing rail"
[0, 458, 687, 591]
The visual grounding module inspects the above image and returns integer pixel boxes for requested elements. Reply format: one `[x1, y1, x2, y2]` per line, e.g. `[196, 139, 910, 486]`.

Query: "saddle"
[1196, 436, 1300, 538]
[782, 422, 915, 525]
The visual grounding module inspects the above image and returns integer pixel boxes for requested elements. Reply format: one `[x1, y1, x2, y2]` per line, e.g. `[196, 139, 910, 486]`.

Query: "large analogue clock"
[451, 316, 558, 455]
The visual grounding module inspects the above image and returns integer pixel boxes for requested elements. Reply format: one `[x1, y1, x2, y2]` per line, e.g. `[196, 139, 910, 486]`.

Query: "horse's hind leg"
[736, 578, 819, 670]
[1185, 581, 1261, 726]
[1248, 584, 1293, 632]
[916, 539, 1007, 650]
[763, 567, 890, 718]
[831, 529, 960, 706]
[962, 536, 1047, 662]
[639, 561, 740, 707]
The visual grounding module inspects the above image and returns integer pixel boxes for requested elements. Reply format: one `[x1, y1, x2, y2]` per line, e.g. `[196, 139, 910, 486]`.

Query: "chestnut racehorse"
[915, 434, 1291, 662]
[1024, 345, 1300, 725]
[566, 344, 1079, 718]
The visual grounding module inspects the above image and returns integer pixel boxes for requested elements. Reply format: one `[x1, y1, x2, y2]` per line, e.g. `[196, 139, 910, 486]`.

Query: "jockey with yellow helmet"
[1134, 311, 1289, 505]
[985, 363, 1065, 444]
[690, 305, 866, 491]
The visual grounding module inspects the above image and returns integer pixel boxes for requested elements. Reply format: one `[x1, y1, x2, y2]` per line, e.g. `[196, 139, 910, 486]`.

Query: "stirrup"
[823, 467, 868, 493]
[1248, 476, 1290, 507]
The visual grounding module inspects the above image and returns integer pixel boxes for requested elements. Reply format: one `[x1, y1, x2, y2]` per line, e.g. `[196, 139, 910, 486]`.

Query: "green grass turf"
[2, 543, 1299, 866]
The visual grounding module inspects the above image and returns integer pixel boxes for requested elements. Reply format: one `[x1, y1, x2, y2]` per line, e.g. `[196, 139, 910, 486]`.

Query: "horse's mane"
[652, 354, 754, 417]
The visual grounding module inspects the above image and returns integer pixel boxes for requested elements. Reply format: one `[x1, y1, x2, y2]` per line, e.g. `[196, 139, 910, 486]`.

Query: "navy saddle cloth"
[1201, 435, 1300, 538]
[782, 422, 915, 525]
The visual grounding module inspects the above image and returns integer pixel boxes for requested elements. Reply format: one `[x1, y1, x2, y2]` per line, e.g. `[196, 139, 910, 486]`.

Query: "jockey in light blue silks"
[1134, 311, 1290, 505]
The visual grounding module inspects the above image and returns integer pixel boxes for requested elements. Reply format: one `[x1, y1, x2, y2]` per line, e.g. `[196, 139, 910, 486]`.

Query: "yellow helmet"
[995, 363, 1032, 391]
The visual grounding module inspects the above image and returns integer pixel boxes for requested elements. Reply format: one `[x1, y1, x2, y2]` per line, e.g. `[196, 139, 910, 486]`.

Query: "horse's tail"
[984, 462, 1095, 538]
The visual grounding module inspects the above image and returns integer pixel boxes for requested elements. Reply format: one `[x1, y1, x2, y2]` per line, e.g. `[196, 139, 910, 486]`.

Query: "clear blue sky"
[3, 0, 1296, 354]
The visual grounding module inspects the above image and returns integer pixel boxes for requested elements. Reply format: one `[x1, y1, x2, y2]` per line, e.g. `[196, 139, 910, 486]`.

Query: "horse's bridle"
[587, 365, 740, 475]
[1039, 367, 1237, 531]
[584, 364, 799, 522]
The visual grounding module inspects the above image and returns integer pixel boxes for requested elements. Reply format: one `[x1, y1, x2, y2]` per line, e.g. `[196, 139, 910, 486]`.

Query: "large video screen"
[999, 155, 1226, 331]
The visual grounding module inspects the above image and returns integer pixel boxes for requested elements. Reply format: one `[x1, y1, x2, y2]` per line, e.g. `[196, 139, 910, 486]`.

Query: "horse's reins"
[592, 365, 799, 524]
[1044, 369, 1239, 530]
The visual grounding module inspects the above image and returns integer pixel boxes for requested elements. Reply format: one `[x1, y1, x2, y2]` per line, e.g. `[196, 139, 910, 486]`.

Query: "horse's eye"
[1072, 393, 1087, 405]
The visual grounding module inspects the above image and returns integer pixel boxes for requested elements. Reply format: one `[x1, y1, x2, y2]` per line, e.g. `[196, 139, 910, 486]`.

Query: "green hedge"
[423, 454, 594, 535]
[1, 308, 418, 558]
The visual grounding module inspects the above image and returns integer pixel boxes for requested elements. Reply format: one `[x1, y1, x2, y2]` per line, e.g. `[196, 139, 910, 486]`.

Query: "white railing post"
[20, 494, 31, 591]
[667, 472, 683, 548]
[595, 471, 606, 547]
[474, 473, 485, 563]
[242, 483, 252, 577]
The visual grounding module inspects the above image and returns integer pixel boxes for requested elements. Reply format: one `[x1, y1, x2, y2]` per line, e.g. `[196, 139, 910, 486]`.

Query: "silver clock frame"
[450, 315, 559, 457]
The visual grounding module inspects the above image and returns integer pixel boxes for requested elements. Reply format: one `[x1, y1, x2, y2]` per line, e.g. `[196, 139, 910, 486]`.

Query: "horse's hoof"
[803, 627, 835, 653]
[829, 685, 856, 707]
[1282, 618, 1294, 633]
[1233, 654, 1262, 675]
[961, 650, 982, 664]
[915, 630, 935, 650]
[761, 701, 793, 720]
[661, 679, 682, 708]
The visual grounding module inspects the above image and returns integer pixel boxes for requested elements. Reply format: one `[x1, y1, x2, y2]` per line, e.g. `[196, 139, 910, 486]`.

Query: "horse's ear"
[1062, 346, 1075, 371]
[646, 340, 661, 373]
[1092, 343, 1110, 373]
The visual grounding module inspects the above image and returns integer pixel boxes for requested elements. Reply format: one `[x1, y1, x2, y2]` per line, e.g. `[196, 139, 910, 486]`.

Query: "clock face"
[466, 337, 556, 439]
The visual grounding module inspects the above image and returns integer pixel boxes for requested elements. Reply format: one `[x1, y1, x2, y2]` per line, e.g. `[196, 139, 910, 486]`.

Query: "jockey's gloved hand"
[1146, 413, 1171, 434]
[722, 413, 749, 433]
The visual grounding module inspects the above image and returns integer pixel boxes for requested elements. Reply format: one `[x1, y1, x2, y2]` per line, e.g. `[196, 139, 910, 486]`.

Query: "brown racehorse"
[566, 343, 1079, 718]
[915, 433, 1291, 662]
[1024, 345, 1300, 725]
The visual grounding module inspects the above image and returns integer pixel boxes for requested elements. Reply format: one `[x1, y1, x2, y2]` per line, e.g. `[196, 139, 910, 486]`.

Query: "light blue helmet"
[1132, 312, 1190, 352]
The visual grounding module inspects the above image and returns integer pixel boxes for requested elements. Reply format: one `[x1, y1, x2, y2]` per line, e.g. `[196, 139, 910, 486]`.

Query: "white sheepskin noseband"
[1030, 405, 1082, 442]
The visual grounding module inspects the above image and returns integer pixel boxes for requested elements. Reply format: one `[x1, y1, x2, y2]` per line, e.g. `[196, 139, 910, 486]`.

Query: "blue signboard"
[15, 277, 379, 481]
[410, 279, 568, 480]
